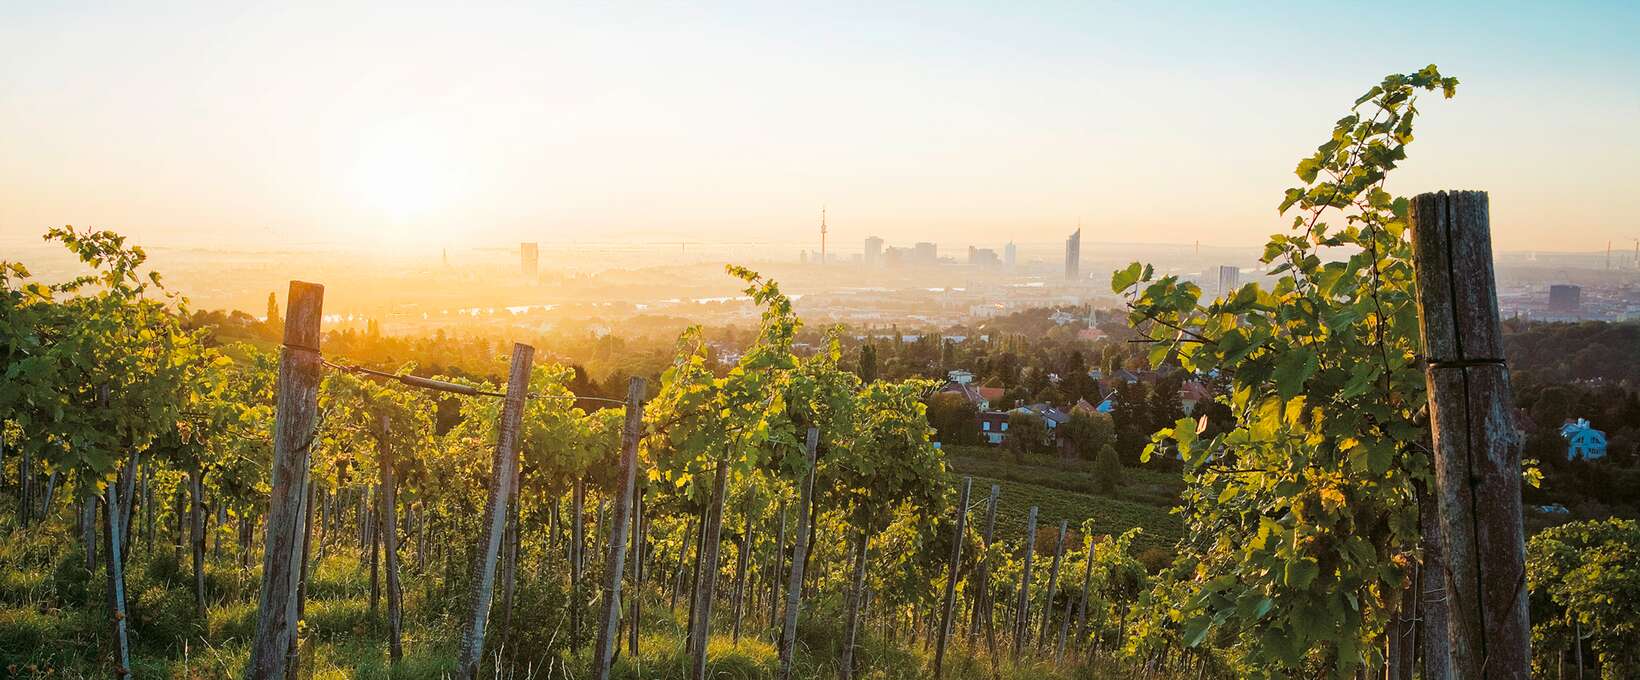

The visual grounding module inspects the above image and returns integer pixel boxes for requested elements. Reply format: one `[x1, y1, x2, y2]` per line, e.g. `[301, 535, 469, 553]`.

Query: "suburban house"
[938, 369, 991, 410]
[1560, 418, 1608, 461]
[978, 410, 1010, 445]
[1178, 380, 1214, 414]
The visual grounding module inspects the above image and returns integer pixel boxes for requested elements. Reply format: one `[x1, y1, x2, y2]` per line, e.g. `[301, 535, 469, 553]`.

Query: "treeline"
[1504, 319, 1640, 387]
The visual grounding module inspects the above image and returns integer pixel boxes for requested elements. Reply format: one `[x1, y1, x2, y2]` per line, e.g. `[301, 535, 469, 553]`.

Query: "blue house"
[1560, 419, 1607, 461]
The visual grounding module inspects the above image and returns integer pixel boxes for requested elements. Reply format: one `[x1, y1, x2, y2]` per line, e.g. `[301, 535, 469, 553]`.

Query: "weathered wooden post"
[1409, 190, 1530, 679]
[688, 449, 732, 680]
[777, 428, 820, 680]
[730, 513, 752, 643]
[245, 281, 324, 680]
[593, 377, 645, 680]
[1012, 506, 1038, 662]
[455, 343, 534, 680]
[629, 489, 645, 658]
[376, 414, 404, 663]
[104, 485, 131, 677]
[968, 484, 999, 646]
[933, 476, 971, 678]
[1038, 519, 1067, 648]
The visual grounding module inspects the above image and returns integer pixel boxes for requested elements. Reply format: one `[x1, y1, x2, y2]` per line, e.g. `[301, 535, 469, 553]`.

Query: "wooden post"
[969, 484, 999, 646]
[455, 343, 534, 680]
[104, 486, 131, 677]
[840, 529, 868, 680]
[376, 414, 404, 663]
[770, 502, 786, 635]
[688, 451, 732, 680]
[593, 377, 645, 680]
[1075, 533, 1095, 642]
[572, 477, 586, 647]
[245, 280, 324, 680]
[730, 512, 752, 644]
[629, 488, 645, 659]
[190, 466, 207, 617]
[286, 468, 313, 680]
[1409, 190, 1530, 679]
[1012, 506, 1038, 662]
[1039, 519, 1067, 648]
[933, 476, 971, 678]
[777, 428, 820, 680]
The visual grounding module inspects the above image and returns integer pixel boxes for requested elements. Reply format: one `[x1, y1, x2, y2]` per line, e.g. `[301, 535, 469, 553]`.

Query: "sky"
[2, 1, 1637, 253]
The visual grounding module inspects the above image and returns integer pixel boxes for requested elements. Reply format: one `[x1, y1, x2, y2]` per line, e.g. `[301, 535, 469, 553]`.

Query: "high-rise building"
[1065, 228, 1081, 280]
[520, 242, 539, 278]
[968, 246, 999, 267]
[1217, 265, 1241, 297]
[1549, 284, 1582, 313]
[914, 242, 937, 264]
[1004, 241, 1017, 268]
[864, 236, 884, 267]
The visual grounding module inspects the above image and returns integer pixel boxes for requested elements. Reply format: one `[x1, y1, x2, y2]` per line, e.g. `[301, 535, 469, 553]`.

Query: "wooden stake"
[1409, 190, 1530, 679]
[1013, 506, 1037, 662]
[969, 484, 999, 646]
[778, 428, 820, 680]
[104, 487, 131, 677]
[1039, 519, 1067, 648]
[245, 280, 324, 680]
[933, 476, 971, 678]
[594, 377, 645, 680]
[455, 343, 534, 680]
[688, 451, 731, 680]
[377, 414, 404, 663]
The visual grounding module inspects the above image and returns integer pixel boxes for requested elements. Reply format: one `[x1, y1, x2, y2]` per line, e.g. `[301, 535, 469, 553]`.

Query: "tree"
[1061, 411, 1115, 460]
[857, 343, 878, 384]
[1110, 381, 1150, 464]
[266, 291, 281, 329]
[927, 392, 979, 446]
[1093, 443, 1123, 494]
[1008, 413, 1047, 455]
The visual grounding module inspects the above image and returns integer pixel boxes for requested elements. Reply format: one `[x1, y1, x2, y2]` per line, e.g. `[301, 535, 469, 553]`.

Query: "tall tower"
[820, 206, 828, 266]
[1065, 227, 1081, 280]
[1004, 241, 1017, 268]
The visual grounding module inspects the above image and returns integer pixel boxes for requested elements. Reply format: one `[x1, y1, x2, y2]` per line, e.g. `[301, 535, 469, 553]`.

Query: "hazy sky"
[3, 1, 1637, 252]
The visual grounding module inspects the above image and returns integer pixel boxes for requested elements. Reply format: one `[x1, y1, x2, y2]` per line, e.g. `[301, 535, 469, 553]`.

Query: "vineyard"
[3, 66, 1638, 680]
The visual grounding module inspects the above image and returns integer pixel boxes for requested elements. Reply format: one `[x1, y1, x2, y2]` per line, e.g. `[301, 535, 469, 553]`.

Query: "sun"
[347, 121, 462, 223]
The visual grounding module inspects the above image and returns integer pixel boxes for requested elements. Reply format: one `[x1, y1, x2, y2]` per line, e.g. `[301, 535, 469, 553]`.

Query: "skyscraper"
[1549, 284, 1582, 314]
[520, 242, 538, 278]
[914, 242, 937, 265]
[1004, 241, 1017, 268]
[1064, 228, 1081, 280]
[864, 236, 884, 267]
[1217, 265, 1240, 297]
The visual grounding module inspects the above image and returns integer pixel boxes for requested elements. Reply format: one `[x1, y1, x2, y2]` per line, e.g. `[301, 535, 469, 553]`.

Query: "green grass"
[0, 491, 1198, 679]
[942, 445, 1185, 553]
[944, 445, 1185, 507]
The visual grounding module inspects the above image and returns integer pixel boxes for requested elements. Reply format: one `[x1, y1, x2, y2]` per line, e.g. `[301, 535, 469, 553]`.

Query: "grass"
[941, 445, 1185, 553]
[944, 445, 1185, 508]
[0, 487, 1197, 679]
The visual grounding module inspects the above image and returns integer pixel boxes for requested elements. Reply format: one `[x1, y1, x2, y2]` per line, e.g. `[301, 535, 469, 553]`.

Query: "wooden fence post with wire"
[1408, 190, 1531, 679]
[245, 280, 324, 680]
[456, 343, 535, 679]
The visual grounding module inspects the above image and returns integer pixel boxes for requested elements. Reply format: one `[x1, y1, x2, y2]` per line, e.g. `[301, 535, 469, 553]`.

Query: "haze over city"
[4, 1, 1638, 253]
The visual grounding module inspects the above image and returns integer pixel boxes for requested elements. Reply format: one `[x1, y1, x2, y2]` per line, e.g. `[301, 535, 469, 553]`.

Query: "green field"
[944, 447, 1185, 554]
